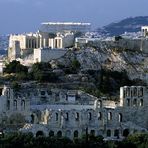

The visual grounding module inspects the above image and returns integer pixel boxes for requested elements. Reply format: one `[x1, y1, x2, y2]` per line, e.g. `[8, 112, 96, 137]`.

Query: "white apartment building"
[141, 26, 148, 37]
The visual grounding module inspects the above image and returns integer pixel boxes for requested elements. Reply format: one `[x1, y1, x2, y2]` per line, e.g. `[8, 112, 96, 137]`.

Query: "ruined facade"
[8, 31, 74, 61]
[0, 85, 147, 139]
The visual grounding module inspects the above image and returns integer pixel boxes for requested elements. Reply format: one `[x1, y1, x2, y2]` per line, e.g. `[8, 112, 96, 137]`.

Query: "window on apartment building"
[75, 112, 79, 121]
[108, 112, 112, 121]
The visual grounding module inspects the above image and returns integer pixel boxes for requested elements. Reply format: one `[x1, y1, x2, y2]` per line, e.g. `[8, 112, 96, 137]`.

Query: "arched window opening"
[98, 112, 102, 120]
[57, 131, 62, 138]
[56, 113, 58, 121]
[74, 130, 78, 138]
[65, 112, 69, 121]
[13, 100, 17, 110]
[108, 112, 112, 121]
[75, 112, 79, 121]
[36, 131, 44, 137]
[49, 130, 54, 137]
[123, 129, 129, 137]
[133, 99, 137, 107]
[31, 114, 35, 124]
[133, 88, 137, 96]
[139, 87, 144, 97]
[140, 99, 143, 106]
[88, 112, 92, 120]
[131, 90, 133, 97]
[107, 129, 111, 137]
[65, 130, 71, 137]
[90, 130, 95, 136]
[123, 89, 126, 98]
[119, 113, 123, 122]
[98, 100, 102, 108]
[21, 100, 25, 110]
[114, 129, 119, 138]
[127, 99, 130, 106]
[127, 88, 130, 97]
[7, 100, 10, 110]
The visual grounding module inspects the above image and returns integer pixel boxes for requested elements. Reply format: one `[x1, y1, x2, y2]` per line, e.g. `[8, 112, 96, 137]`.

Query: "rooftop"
[41, 22, 91, 26]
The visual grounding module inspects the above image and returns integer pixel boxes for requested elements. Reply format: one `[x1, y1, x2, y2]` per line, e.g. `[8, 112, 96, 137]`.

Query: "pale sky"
[0, 0, 148, 34]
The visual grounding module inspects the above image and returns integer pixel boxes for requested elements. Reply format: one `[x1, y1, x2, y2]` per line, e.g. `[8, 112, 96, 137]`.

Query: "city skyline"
[0, 0, 148, 34]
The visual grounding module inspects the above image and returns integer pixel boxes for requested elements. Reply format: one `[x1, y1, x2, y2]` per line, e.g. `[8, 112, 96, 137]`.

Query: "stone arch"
[36, 131, 44, 137]
[65, 130, 71, 137]
[49, 130, 54, 137]
[57, 131, 62, 138]
[98, 129, 103, 135]
[107, 129, 111, 137]
[114, 129, 119, 137]
[90, 130, 95, 136]
[74, 130, 79, 138]
[123, 129, 129, 137]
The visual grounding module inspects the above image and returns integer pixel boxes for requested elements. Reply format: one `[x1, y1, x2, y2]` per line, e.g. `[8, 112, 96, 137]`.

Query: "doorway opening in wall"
[49, 130, 54, 137]
[123, 129, 129, 137]
[36, 131, 44, 137]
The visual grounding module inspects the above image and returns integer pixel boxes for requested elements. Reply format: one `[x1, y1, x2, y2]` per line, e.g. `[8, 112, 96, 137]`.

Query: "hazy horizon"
[0, 0, 148, 34]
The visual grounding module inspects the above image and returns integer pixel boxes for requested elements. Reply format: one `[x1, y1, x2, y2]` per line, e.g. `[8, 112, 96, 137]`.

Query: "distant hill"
[97, 16, 148, 36]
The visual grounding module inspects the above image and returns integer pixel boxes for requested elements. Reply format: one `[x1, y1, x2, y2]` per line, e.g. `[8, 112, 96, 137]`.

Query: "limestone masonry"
[0, 85, 147, 139]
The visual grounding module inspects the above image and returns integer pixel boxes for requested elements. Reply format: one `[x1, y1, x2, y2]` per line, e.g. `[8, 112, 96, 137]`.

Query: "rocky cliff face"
[57, 48, 147, 81]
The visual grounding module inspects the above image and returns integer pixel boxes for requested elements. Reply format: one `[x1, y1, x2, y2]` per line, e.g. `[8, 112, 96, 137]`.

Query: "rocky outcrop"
[57, 48, 147, 81]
